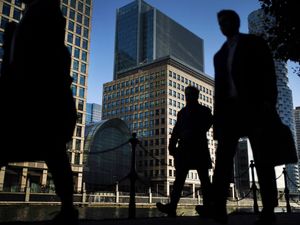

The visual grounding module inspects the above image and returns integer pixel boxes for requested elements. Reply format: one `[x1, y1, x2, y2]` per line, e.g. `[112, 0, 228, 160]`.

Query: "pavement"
[0, 212, 299, 225]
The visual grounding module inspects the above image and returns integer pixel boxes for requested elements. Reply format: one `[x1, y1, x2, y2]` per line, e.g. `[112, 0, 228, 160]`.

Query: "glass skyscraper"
[114, 0, 204, 79]
[0, 0, 92, 193]
[86, 103, 102, 124]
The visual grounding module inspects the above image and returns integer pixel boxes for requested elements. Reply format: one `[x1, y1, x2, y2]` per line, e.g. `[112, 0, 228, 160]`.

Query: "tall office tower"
[86, 103, 102, 124]
[103, 0, 215, 196]
[114, 0, 204, 79]
[0, 0, 92, 193]
[248, 9, 300, 193]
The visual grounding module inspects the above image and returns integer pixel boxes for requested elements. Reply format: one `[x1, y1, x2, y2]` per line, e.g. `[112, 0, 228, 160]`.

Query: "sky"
[87, 0, 300, 107]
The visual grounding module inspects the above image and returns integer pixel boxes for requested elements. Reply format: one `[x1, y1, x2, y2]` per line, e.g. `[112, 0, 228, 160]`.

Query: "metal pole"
[128, 133, 138, 219]
[250, 160, 259, 213]
[283, 168, 291, 213]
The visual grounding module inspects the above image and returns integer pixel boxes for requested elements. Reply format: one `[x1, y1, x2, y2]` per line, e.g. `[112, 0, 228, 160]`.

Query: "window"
[84, 16, 90, 27]
[61, 5, 67, 16]
[67, 33, 73, 44]
[75, 36, 81, 47]
[76, 24, 82, 35]
[68, 21, 74, 31]
[0, 17, 8, 29]
[77, 1, 83, 12]
[77, 99, 84, 111]
[79, 75, 85, 85]
[82, 51, 87, 62]
[73, 60, 79, 71]
[81, 63, 86, 73]
[77, 13, 83, 24]
[74, 48, 80, 59]
[2, 3, 10, 17]
[13, 8, 21, 20]
[72, 72, 78, 83]
[69, 9, 75, 20]
[79, 87, 85, 98]
[82, 39, 88, 50]
[85, 6, 91, 17]
[83, 28, 89, 38]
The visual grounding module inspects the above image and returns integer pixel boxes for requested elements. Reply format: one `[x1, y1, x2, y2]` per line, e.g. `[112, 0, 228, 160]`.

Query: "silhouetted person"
[211, 10, 279, 224]
[156, 86, 213, 217]
[0, 0, 78, 224]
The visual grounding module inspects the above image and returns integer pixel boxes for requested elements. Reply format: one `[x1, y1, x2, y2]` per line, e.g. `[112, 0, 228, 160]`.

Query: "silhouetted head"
[185, 86, 199, 104]
[217, 10, 240, 38]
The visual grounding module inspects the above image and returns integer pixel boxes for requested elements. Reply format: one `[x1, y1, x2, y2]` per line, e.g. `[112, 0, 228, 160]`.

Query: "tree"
[259, 0, 300, 76]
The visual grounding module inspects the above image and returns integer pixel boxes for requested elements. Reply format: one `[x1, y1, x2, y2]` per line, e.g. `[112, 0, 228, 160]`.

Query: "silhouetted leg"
[249, 134, 278, 212]
[46, 142, 74, 211]
[197, 168, 212, 207]
[170, 166, 189, 210]
[213, 134, 239, 208]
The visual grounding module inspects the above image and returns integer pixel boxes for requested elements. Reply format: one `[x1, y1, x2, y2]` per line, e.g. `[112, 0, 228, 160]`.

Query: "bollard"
[128, 133, 138, 219]
[250, 160, 259, 213]
[283, 168, 292, 213]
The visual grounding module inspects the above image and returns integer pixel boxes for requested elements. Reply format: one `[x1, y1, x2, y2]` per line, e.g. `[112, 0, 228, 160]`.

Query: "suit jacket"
[169, 103, 213, 169]
[213, 33, 278, 139]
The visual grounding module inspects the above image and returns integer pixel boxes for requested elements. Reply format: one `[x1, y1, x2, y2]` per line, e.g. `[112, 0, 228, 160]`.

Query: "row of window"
[62, 0, 91, 12]
[1, 3, 22, 21]
[169, 70, 212, 96]
[103, 88, 165, 102]
[61, 4, 90, 25]
[104, 70, 167, 92]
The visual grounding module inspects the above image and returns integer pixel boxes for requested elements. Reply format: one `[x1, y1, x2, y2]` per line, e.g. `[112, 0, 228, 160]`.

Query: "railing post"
[149, 187, 152, 204]
[25, 178, 30, 202]
[116, 182, 119, 204]
[283, 168, 291, 213]
[128, 133, 138, 219]
[250, 160, 259, 213]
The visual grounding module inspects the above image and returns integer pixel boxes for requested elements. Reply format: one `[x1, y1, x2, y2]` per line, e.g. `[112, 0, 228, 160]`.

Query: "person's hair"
[185, 86, 199, 101]
[217, 10, 240, 28]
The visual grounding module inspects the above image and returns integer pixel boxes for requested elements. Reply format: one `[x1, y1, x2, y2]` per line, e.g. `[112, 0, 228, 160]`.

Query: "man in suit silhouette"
[0, 0, 78, 224]
[211, 10, 279, 224]
[156, 86, 213, 217]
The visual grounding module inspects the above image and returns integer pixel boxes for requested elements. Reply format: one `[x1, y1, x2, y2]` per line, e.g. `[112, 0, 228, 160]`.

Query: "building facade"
[102, 57, 215, 196]
[114, 0, 204, 79]
[0, 0, 92, 193]
[248, 9, 300, 193]
[86, 103, 102, 124]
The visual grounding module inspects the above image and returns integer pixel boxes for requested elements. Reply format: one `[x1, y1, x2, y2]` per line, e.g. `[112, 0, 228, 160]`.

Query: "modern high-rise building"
[248, 9, 300, 193]
[0, 0, 93, 193]
[103, 0, 215, 196]
[86, 103, 102, 124]
[114, 0, 204, 79]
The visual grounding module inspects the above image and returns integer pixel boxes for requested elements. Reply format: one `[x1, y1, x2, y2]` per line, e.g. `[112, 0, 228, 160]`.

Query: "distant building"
[248, 9, 299, 193]
[234, 138, 251, 198]
[114, 0, 204, 79]
[83, 118, 131, 193]
[86, 103, 102, 124]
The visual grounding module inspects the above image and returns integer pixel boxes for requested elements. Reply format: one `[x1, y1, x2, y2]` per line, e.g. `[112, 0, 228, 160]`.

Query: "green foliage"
[259, 0, 300, 76]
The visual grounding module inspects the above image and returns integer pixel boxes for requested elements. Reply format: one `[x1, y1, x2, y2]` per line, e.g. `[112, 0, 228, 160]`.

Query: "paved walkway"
[0, 213, 299, 225]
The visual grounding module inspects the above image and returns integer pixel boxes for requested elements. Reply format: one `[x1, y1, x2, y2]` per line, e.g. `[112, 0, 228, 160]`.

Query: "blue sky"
[87, 0, 300, 107]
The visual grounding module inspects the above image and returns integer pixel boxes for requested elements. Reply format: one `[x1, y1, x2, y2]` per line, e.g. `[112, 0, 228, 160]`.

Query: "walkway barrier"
[1, 133, 299, 219]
